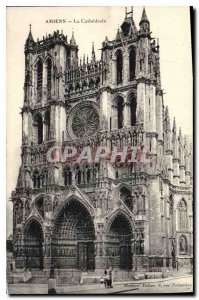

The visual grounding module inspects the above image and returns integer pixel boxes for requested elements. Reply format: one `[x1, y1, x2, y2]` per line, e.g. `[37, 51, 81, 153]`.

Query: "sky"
[6, 6, 193, 236]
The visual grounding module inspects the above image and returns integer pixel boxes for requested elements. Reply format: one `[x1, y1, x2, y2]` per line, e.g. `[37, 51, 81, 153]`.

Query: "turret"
[139, 7, 150, 36]
[91, 42, 96, 62]
[164, 107, 171, 149]
[178, 128, 186, 186]
[164, 107, 173, 183]
[24, 24, 35, 53]
[172, 118, 180, 186]
[155, 38, 161, 90]
[137, 7, 152, 79]
[115, 27, 121, 42]
[70, 31, 76, 46]
[70, 31, 78, 67]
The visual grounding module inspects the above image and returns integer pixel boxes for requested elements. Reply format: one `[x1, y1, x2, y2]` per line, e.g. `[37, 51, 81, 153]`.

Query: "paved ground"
[7, 275, 193, 295]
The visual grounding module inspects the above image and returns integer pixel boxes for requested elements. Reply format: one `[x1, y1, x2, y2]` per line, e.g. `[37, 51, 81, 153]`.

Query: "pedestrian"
[104, 268, 107, 275]
[99, 276, 104, 289]
[104, 273, 108, 288]
[109, 269, 113, 288]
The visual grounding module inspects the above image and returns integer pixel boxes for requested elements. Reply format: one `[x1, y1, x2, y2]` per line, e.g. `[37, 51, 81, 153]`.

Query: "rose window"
[71, 106, 99, 138]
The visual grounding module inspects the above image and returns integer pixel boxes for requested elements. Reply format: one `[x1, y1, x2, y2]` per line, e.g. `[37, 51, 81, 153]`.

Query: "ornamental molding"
[54, 184, 95, 220]
[24, 209, 44, 228]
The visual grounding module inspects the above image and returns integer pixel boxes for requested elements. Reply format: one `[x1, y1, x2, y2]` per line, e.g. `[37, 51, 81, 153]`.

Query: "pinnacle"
[173, 117, 176, 131]
[92, 42, 96, 61]
[139, 7, 150, 25]
[116, 28, 120, 41]
[70, 31, 76, 46]
[141, 7, 148, 21]
[25, 24, 35, 48]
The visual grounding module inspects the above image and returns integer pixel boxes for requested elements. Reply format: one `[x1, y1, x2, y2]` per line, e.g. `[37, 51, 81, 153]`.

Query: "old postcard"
[6, 6, 193, 295]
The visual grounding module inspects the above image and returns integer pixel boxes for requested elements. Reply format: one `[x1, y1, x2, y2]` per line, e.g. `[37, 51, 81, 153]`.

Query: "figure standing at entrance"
[107, 269, 113, 288]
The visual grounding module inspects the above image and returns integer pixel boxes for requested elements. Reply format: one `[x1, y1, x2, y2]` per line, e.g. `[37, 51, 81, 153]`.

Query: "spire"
[139, 7, 150, 36]
[28, 24, 33, 40]
[25, 24, 35, 49]
[116, 27, 121, 41]
[70, 31, 76, 46]
[92, 42, 96, 62]
[140, 7, 149, 24]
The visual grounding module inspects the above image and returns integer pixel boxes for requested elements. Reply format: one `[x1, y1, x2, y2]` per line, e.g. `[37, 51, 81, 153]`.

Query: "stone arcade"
[11, 7, 193, 279]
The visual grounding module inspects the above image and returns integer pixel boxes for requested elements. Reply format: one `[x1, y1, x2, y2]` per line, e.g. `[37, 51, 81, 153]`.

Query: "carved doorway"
[24, 218, 44, 269]
[107, 213, 132, 270]
[77, 242, 95, 271]
[120, 244, 132, 270]
[53, 199, 95, 270]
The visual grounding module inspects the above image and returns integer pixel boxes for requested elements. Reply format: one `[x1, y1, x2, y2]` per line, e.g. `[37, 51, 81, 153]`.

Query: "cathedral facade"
[11, 7, 193, 276]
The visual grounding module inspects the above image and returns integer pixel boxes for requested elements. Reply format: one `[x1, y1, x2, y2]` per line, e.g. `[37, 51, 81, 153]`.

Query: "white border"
[1, 0, 198, 298]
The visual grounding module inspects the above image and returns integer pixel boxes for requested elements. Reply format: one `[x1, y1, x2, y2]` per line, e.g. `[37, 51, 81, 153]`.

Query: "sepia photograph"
[6, 5, 193, 295]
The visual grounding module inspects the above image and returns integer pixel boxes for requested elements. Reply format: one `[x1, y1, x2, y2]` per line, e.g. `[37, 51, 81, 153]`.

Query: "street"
[7, 275, 193, 295]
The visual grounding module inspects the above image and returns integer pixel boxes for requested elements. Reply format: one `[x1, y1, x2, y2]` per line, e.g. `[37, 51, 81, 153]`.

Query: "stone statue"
[180, 238, 186, 252]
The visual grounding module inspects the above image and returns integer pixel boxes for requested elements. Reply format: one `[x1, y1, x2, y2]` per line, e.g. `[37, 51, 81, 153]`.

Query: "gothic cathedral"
[11, 7, 193, 278]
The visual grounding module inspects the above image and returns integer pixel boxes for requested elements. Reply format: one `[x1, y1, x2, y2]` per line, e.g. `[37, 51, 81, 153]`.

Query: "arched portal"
[24, 218, 44, 269]
[53, 199, 95, 270]
[107, 212, 132, 270]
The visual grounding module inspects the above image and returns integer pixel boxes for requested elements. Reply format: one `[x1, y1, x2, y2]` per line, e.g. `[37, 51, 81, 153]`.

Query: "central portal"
[77, 242, 95, 271]
[53, 199, 95, 270]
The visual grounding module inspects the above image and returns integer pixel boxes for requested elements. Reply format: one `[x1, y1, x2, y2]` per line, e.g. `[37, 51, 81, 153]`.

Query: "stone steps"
[81, 270, 134, 284]
[12, 269, 175, 285]
[26, 276, 49, 284]
[145, 272, 163, 279]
